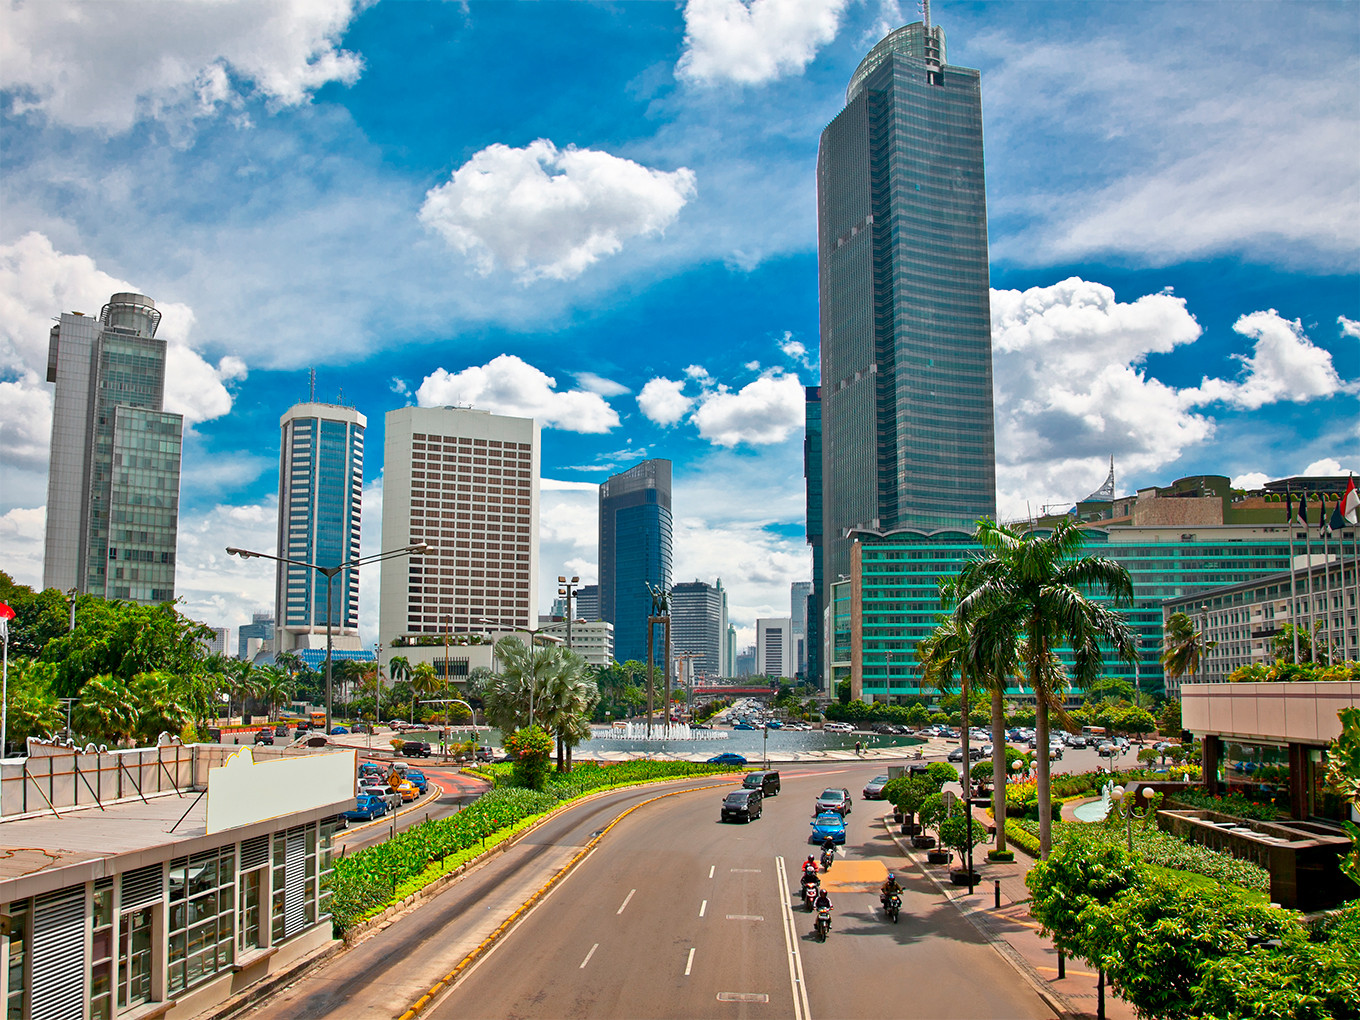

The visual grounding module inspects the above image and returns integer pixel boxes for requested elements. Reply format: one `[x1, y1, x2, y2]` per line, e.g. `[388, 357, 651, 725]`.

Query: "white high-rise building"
[790, 580, 813, 677]
[756, 618, 794, 679]
[379, 406, 540, 645]
[275, 402, 366, 653]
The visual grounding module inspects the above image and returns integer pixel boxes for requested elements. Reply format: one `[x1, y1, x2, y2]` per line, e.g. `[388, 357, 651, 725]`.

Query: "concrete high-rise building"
[735, 646, 756, 678]
[574, 584, 600, 622]
[539, 618, 614, 668]
[43, 292, 184, 603]
[379, 406, 540, 645]
[275, 402, 365, 653]
[598, 460, 672, 665]
[756, 619, 794, 679]
[670, 579, 728, 679]
[725, 625, 737, 679]
[816, 20, 996, 608]
[790, 580, 813, 677]
[804, 385, 824, 687]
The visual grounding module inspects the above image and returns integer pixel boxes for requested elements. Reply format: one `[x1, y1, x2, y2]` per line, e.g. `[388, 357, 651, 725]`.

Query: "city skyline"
[1, 2, 1356, 650]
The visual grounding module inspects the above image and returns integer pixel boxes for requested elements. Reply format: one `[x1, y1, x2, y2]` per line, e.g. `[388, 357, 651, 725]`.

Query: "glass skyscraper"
[598, 460, 672, 665]
[670, 579, 728, 678]
[817, 21, 997, 595]
[43, 292, 183, 603]
[274, 402, 366, 652]
[803, 385, 824, 687]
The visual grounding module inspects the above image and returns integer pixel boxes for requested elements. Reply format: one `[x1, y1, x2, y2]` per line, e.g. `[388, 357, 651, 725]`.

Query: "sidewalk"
[884, 802, 1136, 1020]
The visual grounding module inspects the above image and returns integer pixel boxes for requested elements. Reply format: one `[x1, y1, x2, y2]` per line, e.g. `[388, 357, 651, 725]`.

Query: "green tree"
[504, 724, 552, 790]
[0, 573, 72, 658]
[836, 677, 851, 705]
[129, 671, 194, 743]
[1157, 699, 1182, 738]
[536, 646, 598, 771]
[72, 674, 138, 746]
[409, 661, 441, 721]
[1325, 707, 1360, 887]
[2, 659, 61, 750]
[958, 517, 1138, 857]
[937, 815, 987, 870]
[1161, 611, 1214, 683]
[254, 666, 294, 722]
[1270, 622, 1313, 665]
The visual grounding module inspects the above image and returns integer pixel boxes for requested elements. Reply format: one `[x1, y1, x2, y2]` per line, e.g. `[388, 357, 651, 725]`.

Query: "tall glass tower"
[817, 20, 997, 591]
[275, 402, 365, 652]
[43, 292, 183, 603]
[598, 460, 672, 665]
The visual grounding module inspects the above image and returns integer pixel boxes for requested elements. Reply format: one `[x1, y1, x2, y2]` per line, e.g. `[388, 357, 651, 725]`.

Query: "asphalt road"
[333, 758, 488, 854]
[428, 763, 1053, 1020]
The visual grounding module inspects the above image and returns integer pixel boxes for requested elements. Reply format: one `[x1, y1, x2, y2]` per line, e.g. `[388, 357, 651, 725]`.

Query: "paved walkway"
[884, 801, 1137, 1020]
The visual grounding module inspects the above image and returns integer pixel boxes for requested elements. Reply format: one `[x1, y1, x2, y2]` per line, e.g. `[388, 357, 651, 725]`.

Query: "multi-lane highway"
[422, 762, 1053, 1020]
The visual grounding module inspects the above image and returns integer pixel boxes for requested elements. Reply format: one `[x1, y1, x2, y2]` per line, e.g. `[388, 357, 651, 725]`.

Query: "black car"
[743, 770, 781, 796]
[720, 789, 763, 823]
[401, 741, 432, 758]
[253, 729, 274, 745]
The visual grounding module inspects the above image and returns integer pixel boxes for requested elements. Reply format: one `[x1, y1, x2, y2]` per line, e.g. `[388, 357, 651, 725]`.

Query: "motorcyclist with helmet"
[880, 872, 902, 909]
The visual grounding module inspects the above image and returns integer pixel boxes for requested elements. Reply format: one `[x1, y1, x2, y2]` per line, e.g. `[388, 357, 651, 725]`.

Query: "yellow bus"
[309, 710, 327, 730]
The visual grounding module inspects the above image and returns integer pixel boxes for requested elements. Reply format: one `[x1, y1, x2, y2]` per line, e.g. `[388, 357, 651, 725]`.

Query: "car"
[253, 729, 274, 745]
[810, 811, 847, 844]
[342, 794, 389, 823]
[474, 745, 495, 762]
[765, 720, 782, 729]
[359, 762, 385, 779]
[396, 779, 418, 802]
[862, 775, 891, 800]
[329, 725, 349, 735]
[707, 752, 748, 766]
[720, 789, 763, 823]
[814, 788, 852, 816]
[743, 770, 780, 796]
[358, 782, 401, 810]
[948, 746, 984, 763]
[274, 724, 289, 737]
[404, 768, 429, 794]
[1097, 743, 1119, 758]
[401, 740, 432, 758]
[733, 722, 757, 730]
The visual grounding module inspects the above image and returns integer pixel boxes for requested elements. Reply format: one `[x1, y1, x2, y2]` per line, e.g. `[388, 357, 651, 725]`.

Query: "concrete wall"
[1182, 681, 1360, 745]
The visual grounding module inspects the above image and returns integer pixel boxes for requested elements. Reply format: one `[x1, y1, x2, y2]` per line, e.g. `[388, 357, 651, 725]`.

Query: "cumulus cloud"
[415, 354, 620, 433]
[638, 378, 694, 426]
[691, 373, 805, 447]
[1302, 457, 1359, 477]
[0, 233, 244, 485]
[419, 139, 696, 282]
[0, 506, 46, 588]
[1232, 472, 1271, 491]
[990, 277, 1214, 516]
[677, 0, 850, 86]
[1180, 311, 1346, 411]
[1339, 316, 1360, 340]
[0, 0, 366, 133]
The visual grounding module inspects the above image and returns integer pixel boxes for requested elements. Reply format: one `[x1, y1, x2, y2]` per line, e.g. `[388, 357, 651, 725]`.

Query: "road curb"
[395, 780, 731, 1020]
[880, 813, 1075, 1020]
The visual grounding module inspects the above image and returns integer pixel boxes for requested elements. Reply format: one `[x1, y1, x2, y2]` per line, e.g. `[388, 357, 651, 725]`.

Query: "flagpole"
[1319, 503, 1334, 664]
[1287, 492, 1300, 663]
[1, 623, 7, 760]
[1304, 500, 1316, 660]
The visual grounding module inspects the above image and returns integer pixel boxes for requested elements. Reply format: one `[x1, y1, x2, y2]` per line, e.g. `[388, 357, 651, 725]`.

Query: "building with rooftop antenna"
[42, 292, 183, 603]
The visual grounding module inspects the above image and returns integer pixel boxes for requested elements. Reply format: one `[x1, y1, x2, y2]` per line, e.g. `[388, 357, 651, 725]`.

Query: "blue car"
[810, 811, 847, 844]
[404, 768, 429, 794]
[707, 752, 748, 766]
[733, 722, 756, 730]
[330, 725, 349, 735]
[342, 794, 389, 823]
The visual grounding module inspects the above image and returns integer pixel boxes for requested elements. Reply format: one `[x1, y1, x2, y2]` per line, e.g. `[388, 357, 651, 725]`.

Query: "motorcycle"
[820, 847, 835, 872]
[883, 892, 901, 923]
[802, 880, 820, 912]
[814, 905, 832, 941]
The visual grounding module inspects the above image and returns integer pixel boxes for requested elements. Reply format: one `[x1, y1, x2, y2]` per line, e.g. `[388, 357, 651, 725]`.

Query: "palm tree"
[223, 659, 258, 724]
[1161, 611, 1215, 681]
[957, 518, 1138, 858]
[254, 665, 294, 722]
[537, 647, 598, 770]
[73, 674, 138, 746]
[409, 661, 441, 723]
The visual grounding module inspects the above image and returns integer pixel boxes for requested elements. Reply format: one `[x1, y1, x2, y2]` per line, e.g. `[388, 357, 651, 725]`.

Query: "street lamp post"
[1111, 784, 1156, 853]
[504, 625, 563, 729]
[227, 542, 430, 737]
[557, 575, 579, 651]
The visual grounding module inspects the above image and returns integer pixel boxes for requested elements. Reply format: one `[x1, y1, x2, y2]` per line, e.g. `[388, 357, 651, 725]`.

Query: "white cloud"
[990, 277, 1214, 518]
[415, 354, 621, 433]
[0, 0, 366, 133]
[1232, 472, 1270, 491]
[1339, 316, 1360, 340]
[575, 372, 630, 398]
[174, 498, 279, 634]
[1180, 311, 1346, 411]
[0, 373, 53, 470]
[0, 506, 45, 588]
[419, 139, 696, 282]
[692, 372, 805, 447]
[638, 378, 694, 426]
[1302, 458, 1359, 478]
[677, 0, 850, 86]
[684, 364, 712, 382]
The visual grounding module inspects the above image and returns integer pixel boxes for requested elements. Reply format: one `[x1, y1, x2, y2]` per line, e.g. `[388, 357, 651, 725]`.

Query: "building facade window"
[167, 847, 236, 995]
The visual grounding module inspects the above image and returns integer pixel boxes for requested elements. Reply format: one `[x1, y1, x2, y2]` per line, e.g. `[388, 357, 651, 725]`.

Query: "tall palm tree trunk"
[990, 687, 1007, 853]
[1033, 635, 1053, 858]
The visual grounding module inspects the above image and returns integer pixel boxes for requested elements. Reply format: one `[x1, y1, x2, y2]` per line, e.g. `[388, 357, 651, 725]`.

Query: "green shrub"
[1005, 820, 1040, 857]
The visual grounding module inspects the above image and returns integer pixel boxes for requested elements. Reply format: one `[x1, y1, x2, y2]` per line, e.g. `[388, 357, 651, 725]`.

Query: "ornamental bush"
[504, 725, 553, 790]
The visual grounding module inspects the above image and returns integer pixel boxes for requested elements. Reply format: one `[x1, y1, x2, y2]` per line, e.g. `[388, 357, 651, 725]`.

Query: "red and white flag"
[0, 602, 14, 642]
[1344, 475, 1359, 525]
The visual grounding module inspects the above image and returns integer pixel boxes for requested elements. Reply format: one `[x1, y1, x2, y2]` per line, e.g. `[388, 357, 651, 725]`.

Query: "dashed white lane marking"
[579, 944, 598, 969]
[709, 865, 715, 879]
[717, 993, 769, 1002]
[616, 889, 636, 915]
[731, 868, 762, 873]
[699, 899, 707, 917]
[726, 914, 764, 921]
[685, 948, 696, 976]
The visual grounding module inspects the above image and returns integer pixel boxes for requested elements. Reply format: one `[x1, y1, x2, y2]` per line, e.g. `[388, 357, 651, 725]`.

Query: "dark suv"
[743, 770, 781, 796]
[814, 788, 853, 816]
[721, 789, 763, 823]
[401, 740, 432, 758]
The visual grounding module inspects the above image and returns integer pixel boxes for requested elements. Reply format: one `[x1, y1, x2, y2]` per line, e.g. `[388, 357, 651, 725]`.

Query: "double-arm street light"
[226, 542, 430, 736]
[556, 575, 580, 650]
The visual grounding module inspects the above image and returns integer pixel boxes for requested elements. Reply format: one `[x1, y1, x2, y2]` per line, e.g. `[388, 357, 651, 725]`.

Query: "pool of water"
[1072, 797, 1111, 822]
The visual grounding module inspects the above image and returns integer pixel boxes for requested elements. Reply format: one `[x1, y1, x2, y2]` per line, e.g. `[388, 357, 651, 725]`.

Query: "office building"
[830, 475, 1308, 703]
[670, 579, 729, 679]
[202, 627, 229, 657]
[598, 460, 672, 665]
[379, 406, 540, 645]
[274, 402, 366, 653]
[735, 646, 756, 678]
[238, 612, 274, 661]
[756, 618, 794, 679]
[726, 625, 737, 679]
[539, 619, 614, 668]
[43, 292, 184, 603]
[804, 385, 824, 687]
[790, 580, 813, 678]
[816, 20, 997, 620]
[574, 584, 600, 622]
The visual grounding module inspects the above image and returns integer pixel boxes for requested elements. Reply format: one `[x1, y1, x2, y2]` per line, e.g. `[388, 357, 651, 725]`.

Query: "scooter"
[883, 892, 901, 923]
[802, 880, 820, 912]
[814, 905, 832, 941]
[820, 846, 835, 872]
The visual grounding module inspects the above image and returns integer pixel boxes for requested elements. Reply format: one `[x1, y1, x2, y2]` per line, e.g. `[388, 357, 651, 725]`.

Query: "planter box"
[949, 869, 981, 887]
[987, 849, 1014, 863]
[926, 850, 951, 865]
[893, 811, 904, 823]
[912, 835, 936, 849]
[901, 823, 922, 836]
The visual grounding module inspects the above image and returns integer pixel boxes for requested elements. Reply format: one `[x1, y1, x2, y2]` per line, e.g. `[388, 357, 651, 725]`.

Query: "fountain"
[603, 721, 727, 741]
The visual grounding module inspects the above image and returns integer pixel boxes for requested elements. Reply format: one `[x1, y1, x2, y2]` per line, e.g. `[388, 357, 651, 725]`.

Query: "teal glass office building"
[817, 21, 997, 599]
[835, 527, 1297, 702]
[599, 460, 672, 665]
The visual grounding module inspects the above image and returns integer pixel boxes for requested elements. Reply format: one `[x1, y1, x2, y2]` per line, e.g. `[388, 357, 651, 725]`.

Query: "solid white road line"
[774, 856, 811, 1020]
[616, 889, 635, 915]
[699, 900, 707, 918]
[685, 948, 696, 976]
[579, 944, 598, 969]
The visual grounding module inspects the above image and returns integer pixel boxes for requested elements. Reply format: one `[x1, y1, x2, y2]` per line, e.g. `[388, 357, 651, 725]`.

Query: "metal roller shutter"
[121, 862, 164, 910]
[31, 888, 84, 1020]
[283, 831, 306, 938]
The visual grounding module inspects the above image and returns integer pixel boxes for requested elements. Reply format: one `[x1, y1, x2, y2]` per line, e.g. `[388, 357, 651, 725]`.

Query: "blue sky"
[1, 0, 1356, 651]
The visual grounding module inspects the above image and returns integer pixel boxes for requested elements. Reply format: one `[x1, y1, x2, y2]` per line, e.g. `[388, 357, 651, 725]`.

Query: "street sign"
[942, 790, 957, 816]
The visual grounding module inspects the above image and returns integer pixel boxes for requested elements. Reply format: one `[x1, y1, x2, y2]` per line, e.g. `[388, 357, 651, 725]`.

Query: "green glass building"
[816, 20, 997, 606]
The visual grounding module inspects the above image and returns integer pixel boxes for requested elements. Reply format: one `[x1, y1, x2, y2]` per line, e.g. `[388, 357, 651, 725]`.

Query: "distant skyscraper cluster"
[43, 292, 183, 604]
